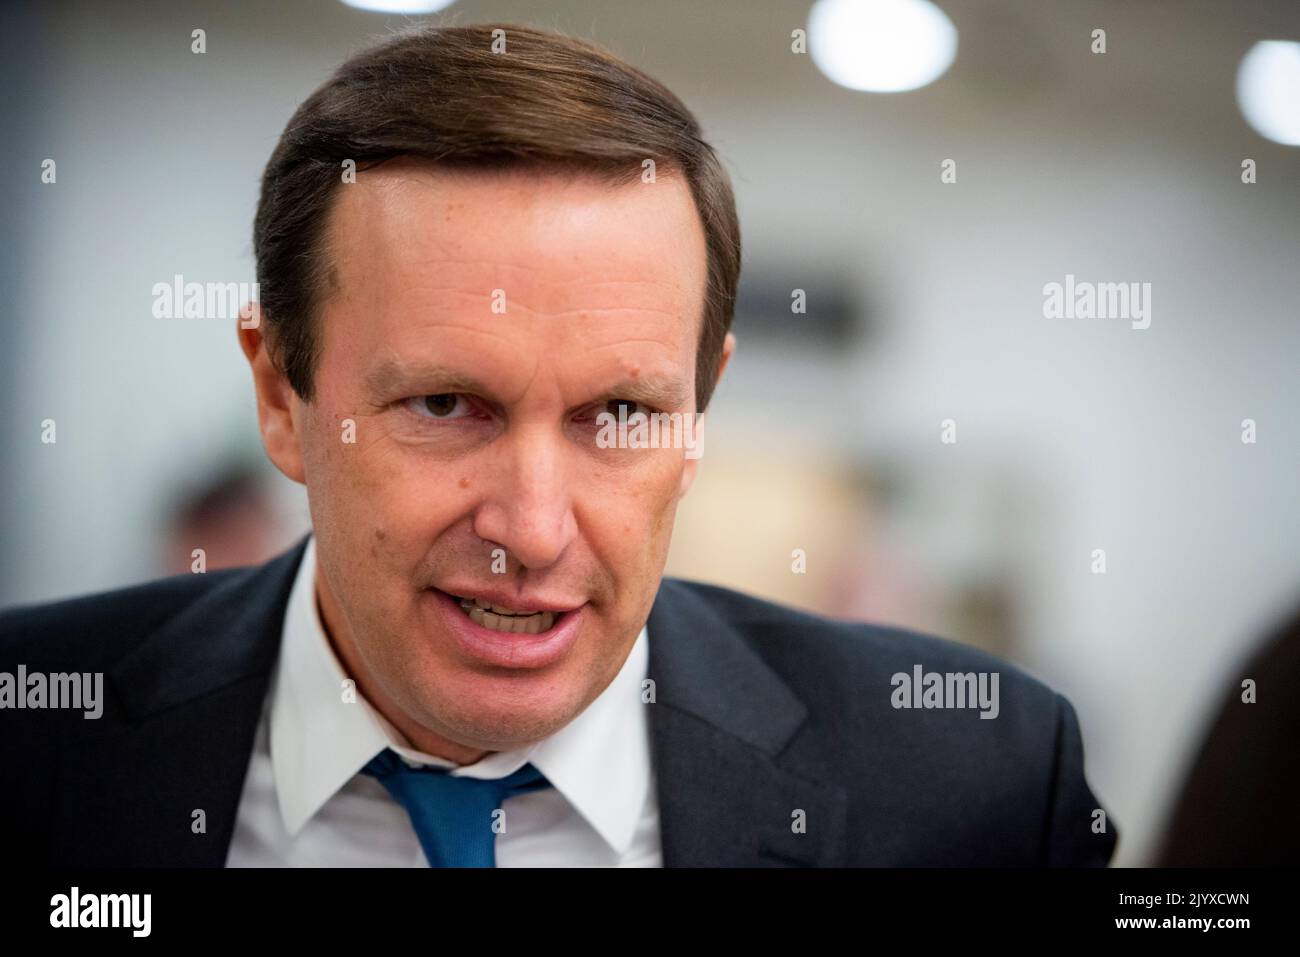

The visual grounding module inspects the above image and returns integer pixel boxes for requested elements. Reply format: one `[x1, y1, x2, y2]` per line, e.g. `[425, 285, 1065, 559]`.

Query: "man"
[0, 23, 1116, 867]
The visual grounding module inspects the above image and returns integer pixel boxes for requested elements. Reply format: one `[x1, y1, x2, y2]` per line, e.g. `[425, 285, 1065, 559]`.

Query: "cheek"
[591, 454, 685, 565]
[302, 408, 460, 555]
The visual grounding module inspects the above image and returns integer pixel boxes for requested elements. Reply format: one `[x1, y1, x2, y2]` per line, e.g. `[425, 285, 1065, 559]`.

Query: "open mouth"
[443, 592, 558, 635]
[428, 587, 585, 669]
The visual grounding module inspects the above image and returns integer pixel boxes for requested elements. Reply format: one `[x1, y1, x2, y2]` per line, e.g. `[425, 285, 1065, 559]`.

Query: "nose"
[471, 423, 578, 571]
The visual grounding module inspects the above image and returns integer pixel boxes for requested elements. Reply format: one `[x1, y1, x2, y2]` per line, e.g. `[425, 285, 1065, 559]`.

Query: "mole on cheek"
[458, 477, 470, 489]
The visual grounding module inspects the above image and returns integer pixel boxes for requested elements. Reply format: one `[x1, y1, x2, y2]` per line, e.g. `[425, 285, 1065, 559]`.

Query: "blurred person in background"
[1157, 600, 1300, 867]
[162, 464, 285, 576]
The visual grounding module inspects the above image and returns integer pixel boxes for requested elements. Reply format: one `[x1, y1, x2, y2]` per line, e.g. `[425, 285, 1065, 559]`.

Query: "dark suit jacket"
[0, 540, 1117, 866]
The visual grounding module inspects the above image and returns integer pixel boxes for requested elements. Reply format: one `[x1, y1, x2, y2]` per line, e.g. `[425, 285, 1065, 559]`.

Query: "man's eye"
[403, 394, 471, 419]
[603, 398, 648, 418]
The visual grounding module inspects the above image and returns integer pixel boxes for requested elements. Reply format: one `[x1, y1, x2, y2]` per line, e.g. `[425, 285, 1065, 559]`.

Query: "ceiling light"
[808, 0, 958, 93]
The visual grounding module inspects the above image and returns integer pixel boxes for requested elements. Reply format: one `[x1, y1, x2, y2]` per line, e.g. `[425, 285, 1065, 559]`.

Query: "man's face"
[255, 161, 727, 755]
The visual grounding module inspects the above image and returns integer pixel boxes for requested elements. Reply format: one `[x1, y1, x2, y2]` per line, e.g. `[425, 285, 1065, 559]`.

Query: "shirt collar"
[269, 536, 652, 856]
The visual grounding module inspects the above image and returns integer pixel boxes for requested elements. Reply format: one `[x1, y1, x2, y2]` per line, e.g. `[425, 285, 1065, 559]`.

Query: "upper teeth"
[459, 596, 540, 617]
[456, 595, 557, 635]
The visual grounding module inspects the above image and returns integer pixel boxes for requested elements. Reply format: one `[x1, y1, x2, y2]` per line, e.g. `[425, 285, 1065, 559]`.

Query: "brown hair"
[253, 23, 741, 412]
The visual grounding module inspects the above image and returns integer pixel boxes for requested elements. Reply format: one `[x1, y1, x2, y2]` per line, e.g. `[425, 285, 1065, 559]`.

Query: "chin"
[410, 673, 588, 751]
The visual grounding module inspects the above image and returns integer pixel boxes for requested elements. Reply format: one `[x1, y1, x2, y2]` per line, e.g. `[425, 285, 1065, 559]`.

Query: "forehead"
[321, 160, 708, 352]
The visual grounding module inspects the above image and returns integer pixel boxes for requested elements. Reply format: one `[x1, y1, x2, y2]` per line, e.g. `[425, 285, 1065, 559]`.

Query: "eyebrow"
[364, 360, 490, 401]
[599, 374, 690, 410]
[364, 359, 690, 410]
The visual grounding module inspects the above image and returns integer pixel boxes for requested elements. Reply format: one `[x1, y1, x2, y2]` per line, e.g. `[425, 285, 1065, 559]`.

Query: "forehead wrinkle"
[390, 269, 686, 321]
[399, 257, 557, 277]
[435, 268, 688, 304]
[497, 303, 684, 320]
[583, 337, 681, 352]
[393, 282, 688, 326]
[395, 278, 678, 310]
[421, 270, 686, 297]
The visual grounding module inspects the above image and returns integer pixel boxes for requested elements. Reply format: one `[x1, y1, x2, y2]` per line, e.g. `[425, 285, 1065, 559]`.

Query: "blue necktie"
[361, 748, 552, 867]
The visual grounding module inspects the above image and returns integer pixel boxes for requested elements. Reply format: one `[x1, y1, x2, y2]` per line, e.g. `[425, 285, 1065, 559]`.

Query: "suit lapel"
[52, 541, 306, 866]
[645, 579, 848, 866]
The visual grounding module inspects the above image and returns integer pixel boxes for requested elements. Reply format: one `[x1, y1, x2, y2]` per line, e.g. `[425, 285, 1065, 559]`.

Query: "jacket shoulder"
[664, 576, 1057, 712]
[659, 577, 1118, 865]
[0, 566, 260, 671]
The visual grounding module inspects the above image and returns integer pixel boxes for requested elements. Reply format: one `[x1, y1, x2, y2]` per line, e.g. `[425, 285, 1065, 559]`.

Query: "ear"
[238, 304, 307, 484]
[678, 331, 736, 499]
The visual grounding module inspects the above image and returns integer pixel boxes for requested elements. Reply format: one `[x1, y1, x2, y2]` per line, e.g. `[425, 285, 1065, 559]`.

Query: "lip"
[434, 586, 584, 615]
[425, 587, 585, 669]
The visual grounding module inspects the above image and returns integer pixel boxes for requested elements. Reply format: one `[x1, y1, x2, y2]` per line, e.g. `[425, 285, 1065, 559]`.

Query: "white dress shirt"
[226, 536, 662, 867]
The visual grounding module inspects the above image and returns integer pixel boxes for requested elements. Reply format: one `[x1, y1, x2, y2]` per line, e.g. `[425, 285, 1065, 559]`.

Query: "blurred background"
[1, 0, 1297, 867]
